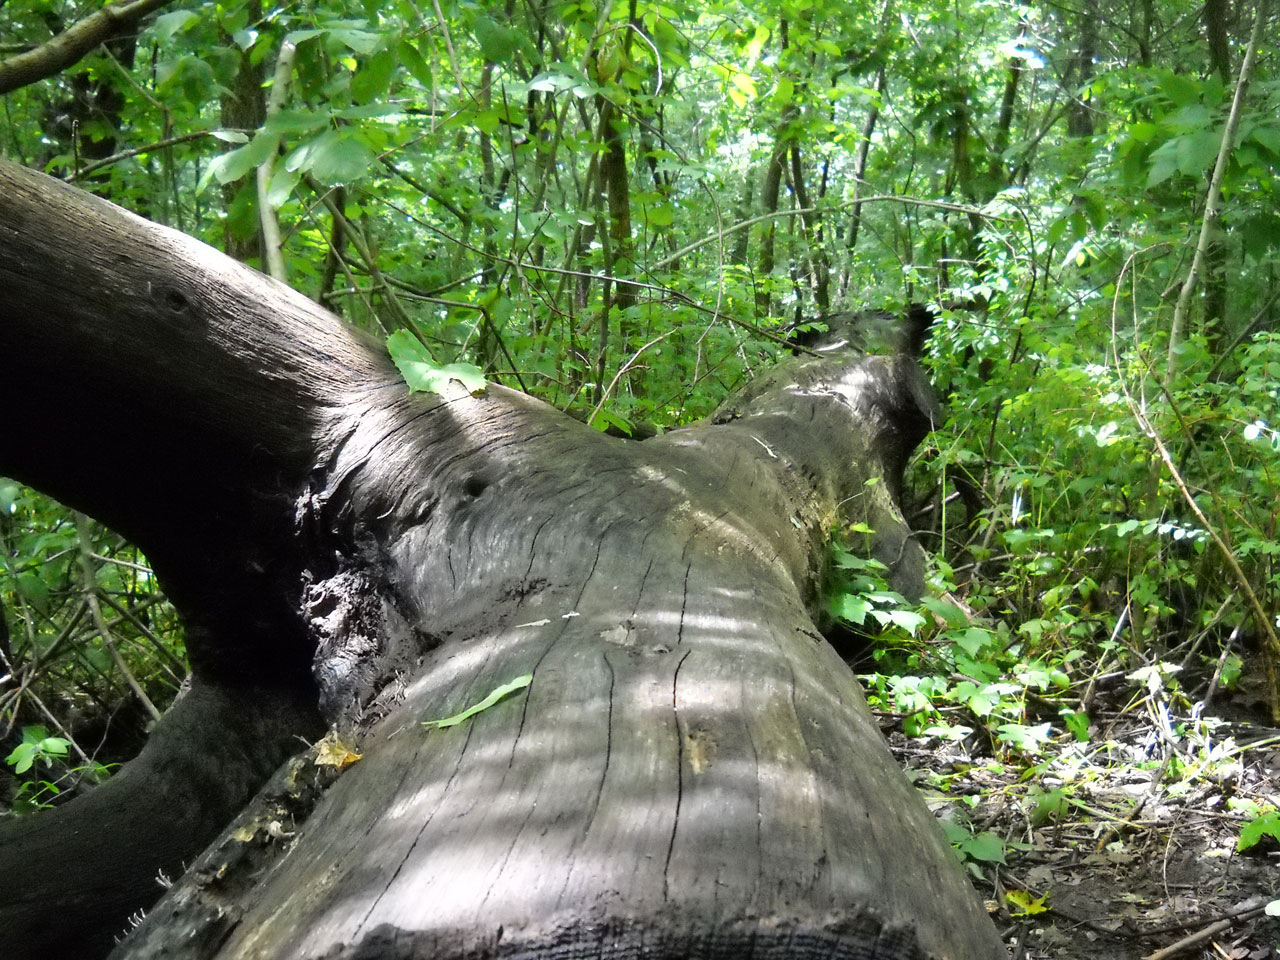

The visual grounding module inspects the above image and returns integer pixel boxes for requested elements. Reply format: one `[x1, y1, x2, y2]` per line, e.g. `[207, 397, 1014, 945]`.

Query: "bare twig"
[588, 331, 672, 428]
[653, 195, 1010, 272]
[76, 514, 161, 722]
[1142, 896, 1269, 959]
[72, 131, 216, 180]
[307, 176, 413, 335]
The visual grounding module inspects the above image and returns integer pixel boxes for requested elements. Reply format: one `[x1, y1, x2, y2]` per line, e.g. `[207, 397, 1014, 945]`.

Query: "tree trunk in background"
[0, 160, 1007, 960]
[1137, 0, 1156, 67]
[790, 144, 830, 312]
[1202, 0, 1230, 351]
[755, 133, 788, 318]
[987, 28, 1024, 195]
[839, 67, 884, 299]
[1065, 7, 1098, 139]
[219, 2, 265, 263]
[1204, 0, 1232, 85]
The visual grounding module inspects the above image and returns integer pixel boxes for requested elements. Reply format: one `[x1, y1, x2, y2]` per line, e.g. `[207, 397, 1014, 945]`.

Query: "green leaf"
[326, 24, 382, 55]
[152, 10, 199, 43]
[643, 201, 674, 228]
[1176, 129, 1220, 176]
[1238, 810, 1280, 851]
[1241, 213, 1280, 260]
[387, 330, 487, 395]
[921, 596, 968, 629]
[399, 39, 433, 88]
[1160, 71, 1201, 107]
[996, 722, 1052, 754]
[1145, 140, 1179, 187]
[265, 109, 332, 137]
[198, 133, 280, 191]
[476, 21, 520, 63]
[589, 408, 634, 435]
[472, 110, 502, 135]
[352, 48, 398, 103]
[1029, 786, 1069, 826]
[265, 166, 301, 207]
[951, 626, 995, 657]
[6, 727, 69, 774]
[881, 608, 926, 635]
[959, 831, 1007, 864]
[5, 742, 36, 775]
[283, 29, 325, 45]
[773, 77, 795, 108]
[15, 572, 50, 616]
[423, 674, 533, 729]
[296, 129, 376, 184]
[1060, 709, 1091, 742]
[1250, 126, 1280, 158]
[831, 593, 870, 626]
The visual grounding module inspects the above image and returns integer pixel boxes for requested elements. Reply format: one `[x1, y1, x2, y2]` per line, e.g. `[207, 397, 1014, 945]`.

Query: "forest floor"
[888, 675, 1280, 960]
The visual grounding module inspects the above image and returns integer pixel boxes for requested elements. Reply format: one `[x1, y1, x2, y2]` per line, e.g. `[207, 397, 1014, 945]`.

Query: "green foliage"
[4, 724, 114, 815]
[1237, 809, 1280, 852]
[940, 818, 1007, 873]
[387, 330, 487, 396]
[1, 482, 184, 814]
[5, 725, 70, 775]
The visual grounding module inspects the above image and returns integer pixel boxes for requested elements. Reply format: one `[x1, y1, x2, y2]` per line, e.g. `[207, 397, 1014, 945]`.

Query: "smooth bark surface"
[0, 160, 1005, 960]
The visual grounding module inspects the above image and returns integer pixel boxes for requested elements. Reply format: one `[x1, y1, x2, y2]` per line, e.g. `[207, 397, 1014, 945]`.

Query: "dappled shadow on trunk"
[122, 355, 999, 959]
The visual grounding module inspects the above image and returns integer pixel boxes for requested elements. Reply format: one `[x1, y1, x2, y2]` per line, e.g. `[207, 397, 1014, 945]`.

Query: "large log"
[0, 161, 1005, 960]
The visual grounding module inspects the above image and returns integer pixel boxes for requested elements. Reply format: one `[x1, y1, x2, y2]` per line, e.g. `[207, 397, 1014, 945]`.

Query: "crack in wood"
[662, 648, 692, 903]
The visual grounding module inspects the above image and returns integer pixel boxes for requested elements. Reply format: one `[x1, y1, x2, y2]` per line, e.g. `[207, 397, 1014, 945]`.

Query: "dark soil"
[890, 687, 1280, 960]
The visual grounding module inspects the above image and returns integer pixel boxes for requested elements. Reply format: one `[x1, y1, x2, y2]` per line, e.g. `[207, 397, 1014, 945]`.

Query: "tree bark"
[755, 133, 789, 318]
[0, 160, 1005, 960]
[0, 0, 173, 95]
[1064, 7, 1098, 139]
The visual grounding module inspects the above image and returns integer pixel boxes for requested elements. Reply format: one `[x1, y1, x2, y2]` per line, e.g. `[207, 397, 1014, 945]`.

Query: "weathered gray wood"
[0, 160, 1006, 960]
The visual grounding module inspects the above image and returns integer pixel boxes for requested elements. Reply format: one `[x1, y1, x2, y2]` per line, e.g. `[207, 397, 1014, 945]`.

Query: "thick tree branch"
[0, 0, 175, 95]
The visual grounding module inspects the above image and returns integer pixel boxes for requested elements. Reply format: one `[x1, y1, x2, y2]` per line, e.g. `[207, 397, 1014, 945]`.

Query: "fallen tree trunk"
[0, 160, 1006, 960]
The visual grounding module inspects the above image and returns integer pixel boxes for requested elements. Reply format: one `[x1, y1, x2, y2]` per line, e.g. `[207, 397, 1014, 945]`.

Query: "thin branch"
[408, 294, 530, 392]
[653, 195, 1010, 272]
[588, 331, 672, 428]
[76, 515, 162, 723]
[1142, 898, 1269, 960]
[306, 176, 415, 336]
[71, 130, 215, 180]
[0, 0, 174, 95]
[258, 38, 298, 283]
